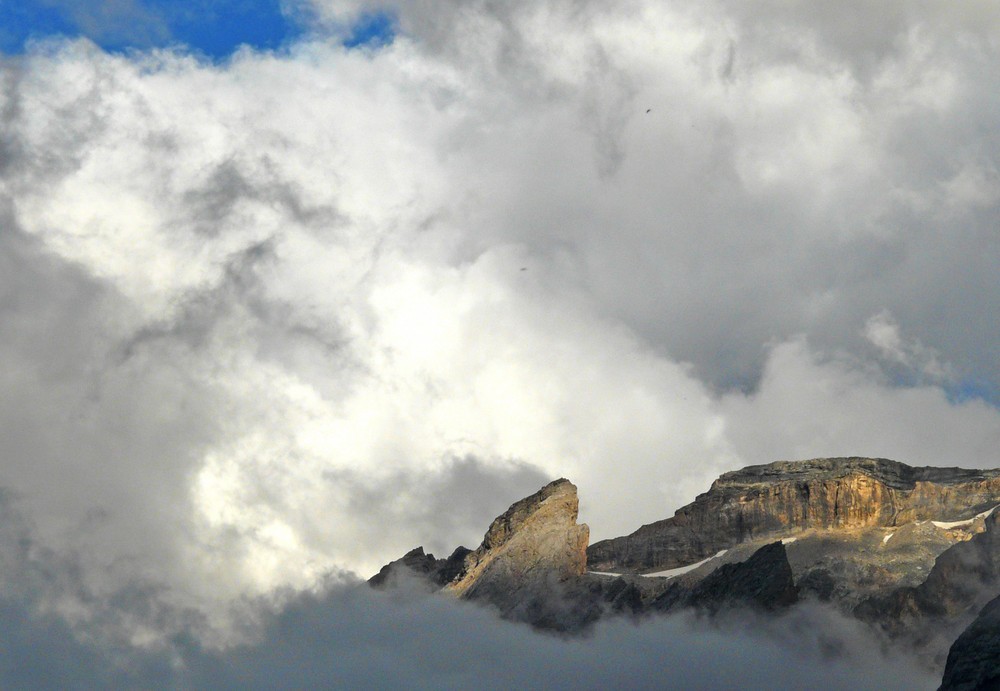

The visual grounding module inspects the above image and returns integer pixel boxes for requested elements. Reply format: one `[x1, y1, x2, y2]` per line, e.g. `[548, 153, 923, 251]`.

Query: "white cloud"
[864, 310, 953, 382]
[2, 0, 1000, 639]
[722, 339, 1000, 467]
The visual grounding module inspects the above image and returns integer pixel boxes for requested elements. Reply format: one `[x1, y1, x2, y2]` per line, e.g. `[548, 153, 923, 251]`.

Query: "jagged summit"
[371, 478, 592, 627]
[446, 477, 589, 598]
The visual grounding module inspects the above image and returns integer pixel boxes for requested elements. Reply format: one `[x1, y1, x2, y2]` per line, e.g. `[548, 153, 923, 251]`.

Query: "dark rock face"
[939, 594, 1000, 691]
[588, 457, 1000, 573]
[651, 542, 799, 614]
[798, 567, 837, 601]
[368, 546, 472, 589]
[435, 546, 474, 584]
[602, 577, 644, 614]
[687, 541, 799, 612]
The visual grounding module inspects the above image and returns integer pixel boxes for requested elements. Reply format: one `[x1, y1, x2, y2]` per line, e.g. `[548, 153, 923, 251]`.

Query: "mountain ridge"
[588, 456, 1000, 573]
[371, 456, 1000, 687]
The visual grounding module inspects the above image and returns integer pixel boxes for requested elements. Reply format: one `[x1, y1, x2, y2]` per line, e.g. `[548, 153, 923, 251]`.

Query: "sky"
[0, 0, 998, 686]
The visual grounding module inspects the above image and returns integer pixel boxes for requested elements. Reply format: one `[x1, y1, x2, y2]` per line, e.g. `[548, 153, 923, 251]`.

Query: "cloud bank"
[0, 567, 939, 690]
[1, 2, 999, 676]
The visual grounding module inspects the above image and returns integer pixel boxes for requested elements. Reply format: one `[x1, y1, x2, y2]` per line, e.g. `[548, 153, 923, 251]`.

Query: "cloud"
[864, 310, 953, 383]
[720, 338, 1000, 467]
[1, 1, 1000, 669]
[0, 574, 939, 690]
[179, 586, 937, 691]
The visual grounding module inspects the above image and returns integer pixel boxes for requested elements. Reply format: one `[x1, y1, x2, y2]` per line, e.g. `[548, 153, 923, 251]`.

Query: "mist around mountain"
[0, 553, 937, 690]
[0, 459, 952, 690]
[368, 458, 1000, 691]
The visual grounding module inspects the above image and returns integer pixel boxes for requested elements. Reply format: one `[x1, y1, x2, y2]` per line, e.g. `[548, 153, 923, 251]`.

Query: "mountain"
[443, 478, 589, 598]
[371, 457, 1000, 685]
[372, 478, 600, 629]
[854, 507, 1000, 666]
[588, 457, 1000, 573]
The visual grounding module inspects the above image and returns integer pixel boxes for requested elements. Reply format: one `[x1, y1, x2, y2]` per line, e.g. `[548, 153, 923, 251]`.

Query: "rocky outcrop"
[588, 458, 1000, 573]
[939, 593, 1000, 691]
[851, 509, 1000, 669]
[368, 546, 472, 589]
[445, 478, 589, 598]
[371, 478, 595, 630]
[442, 478, 597, 629]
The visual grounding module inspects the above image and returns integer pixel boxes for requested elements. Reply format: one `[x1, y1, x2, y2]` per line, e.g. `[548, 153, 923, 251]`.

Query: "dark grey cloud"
[0, 571, 939, 690]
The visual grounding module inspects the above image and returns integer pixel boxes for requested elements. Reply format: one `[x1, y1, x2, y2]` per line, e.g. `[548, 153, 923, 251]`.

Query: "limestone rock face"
[370, 478, 594, 630]
[588, 458, 1000, 572]
[445, 478, 589, 601]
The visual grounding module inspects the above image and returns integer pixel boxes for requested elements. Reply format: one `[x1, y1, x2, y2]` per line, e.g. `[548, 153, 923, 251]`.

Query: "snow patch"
[931, 504, 1000, 530]
[643, 550, 729, 579]
[781, 537, 797, 544]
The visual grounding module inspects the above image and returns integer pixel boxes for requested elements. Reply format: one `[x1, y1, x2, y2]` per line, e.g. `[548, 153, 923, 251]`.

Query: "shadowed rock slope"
[939, 594, 1000, 691]
[651, 541, 799, 614]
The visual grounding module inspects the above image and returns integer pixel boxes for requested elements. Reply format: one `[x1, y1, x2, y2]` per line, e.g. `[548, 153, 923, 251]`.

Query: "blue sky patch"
[946, 380, 999, 407]
[343, 11, 396, 49]
[0, 2, 78, 53]
[0, 1, 394, 58]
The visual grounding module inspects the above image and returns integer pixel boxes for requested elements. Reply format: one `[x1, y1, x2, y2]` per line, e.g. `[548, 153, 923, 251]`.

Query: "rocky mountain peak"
[369, 477, 595, 630]
[445, 478, 589, 598]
